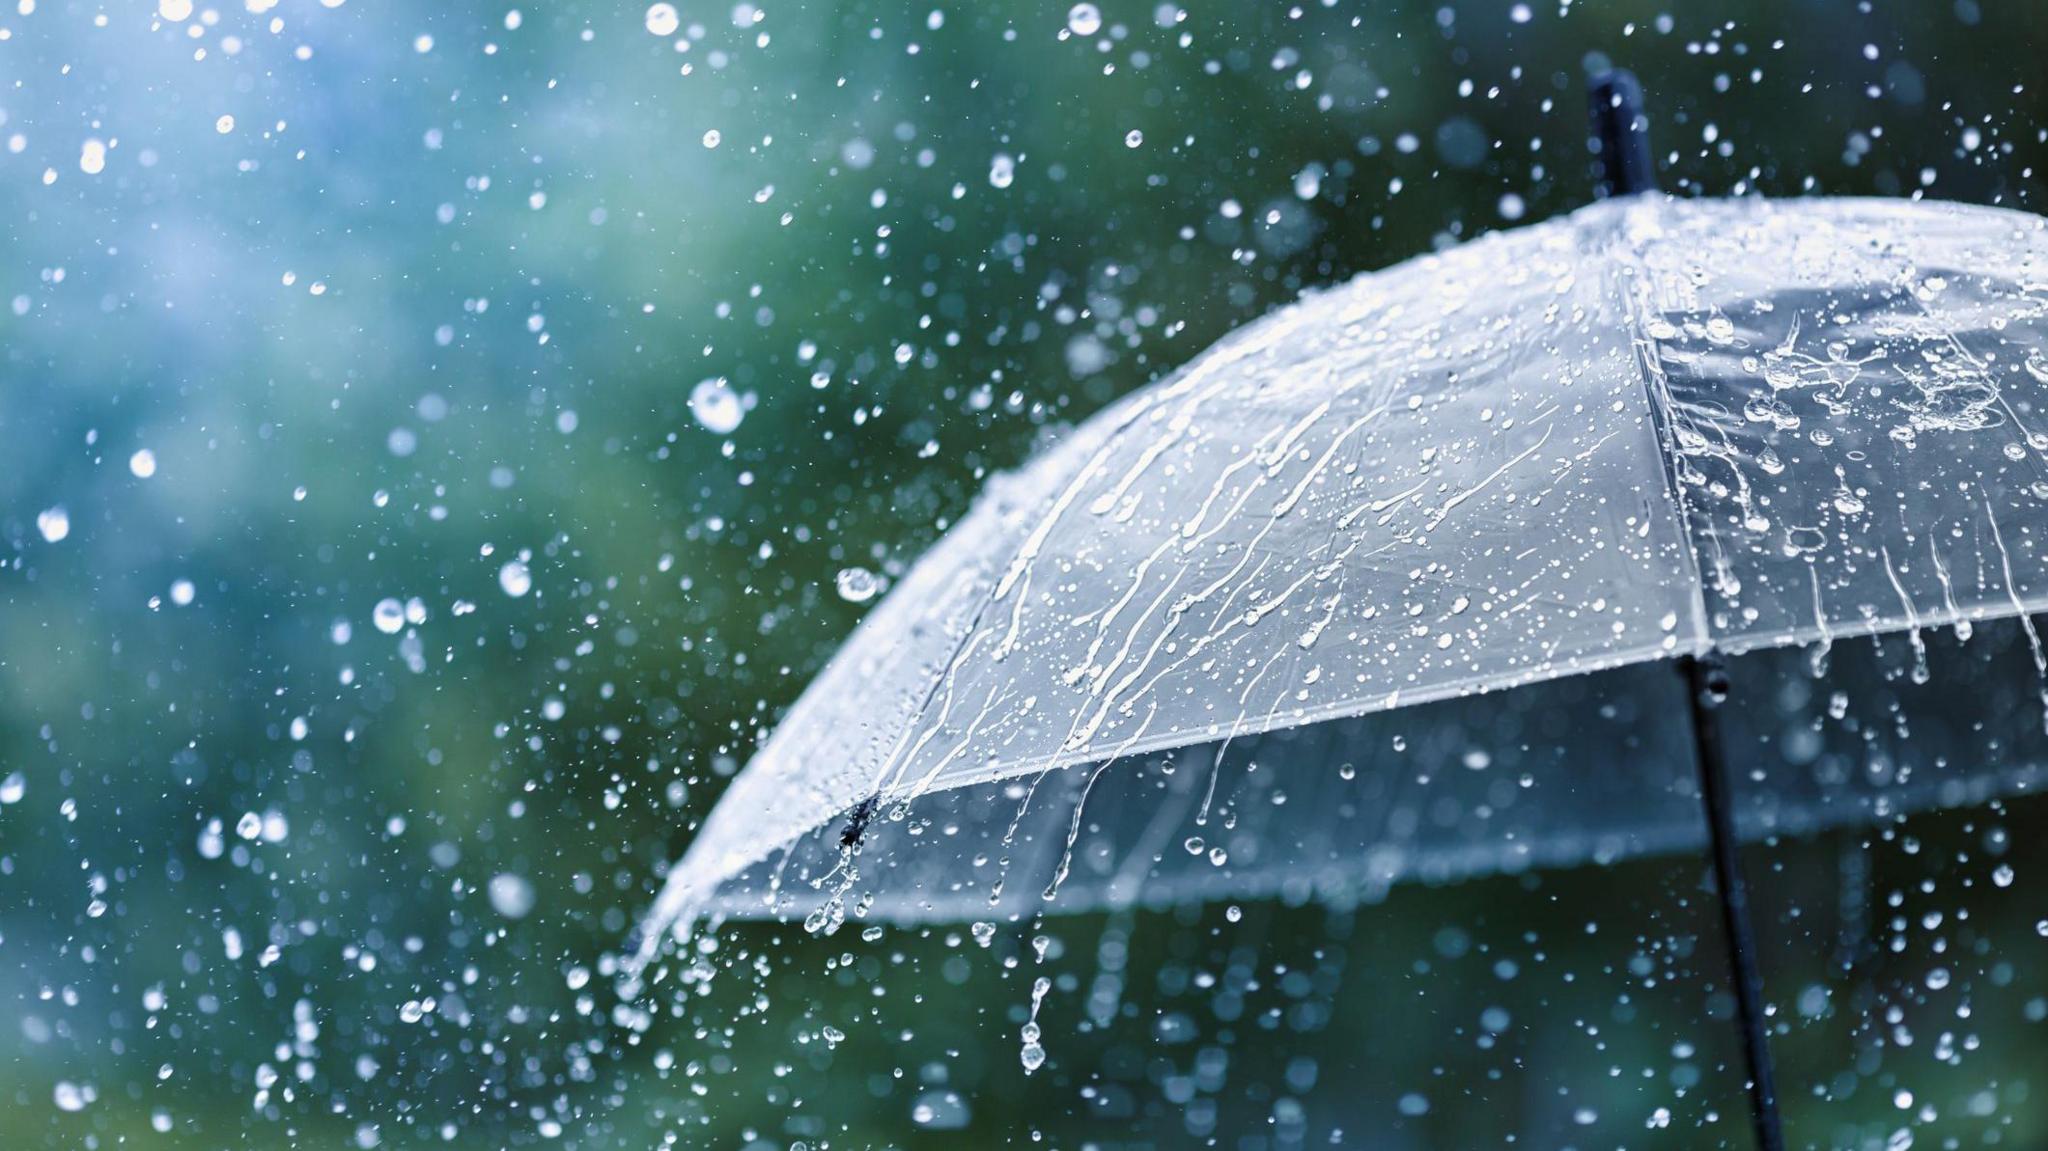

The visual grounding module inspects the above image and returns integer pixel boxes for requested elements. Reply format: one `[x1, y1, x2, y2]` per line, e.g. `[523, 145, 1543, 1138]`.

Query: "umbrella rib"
[1623, 206, 1786, 1151]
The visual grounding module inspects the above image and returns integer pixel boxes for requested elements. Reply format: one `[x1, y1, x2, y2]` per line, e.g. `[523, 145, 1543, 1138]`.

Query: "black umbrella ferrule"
[840, 793, 880, 849]
[1588, 69, 1655, 197]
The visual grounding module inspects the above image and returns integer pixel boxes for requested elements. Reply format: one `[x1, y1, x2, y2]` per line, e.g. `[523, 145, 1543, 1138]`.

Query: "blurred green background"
[1, 0, 2044, 1147]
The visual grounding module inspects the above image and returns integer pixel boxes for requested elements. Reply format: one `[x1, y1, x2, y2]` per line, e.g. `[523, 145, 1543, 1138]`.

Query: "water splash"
[1019, 975, 1052, 1073]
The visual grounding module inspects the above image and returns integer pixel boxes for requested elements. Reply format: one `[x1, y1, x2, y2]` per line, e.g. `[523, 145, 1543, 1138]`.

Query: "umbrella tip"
[839, 792, 881, 849]
[1587, 68, 1655, 198]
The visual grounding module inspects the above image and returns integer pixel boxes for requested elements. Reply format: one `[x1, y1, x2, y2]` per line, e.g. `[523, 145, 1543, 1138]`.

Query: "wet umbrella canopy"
[639, 81, 2048, 1151]
[643, 195, 2048, 935]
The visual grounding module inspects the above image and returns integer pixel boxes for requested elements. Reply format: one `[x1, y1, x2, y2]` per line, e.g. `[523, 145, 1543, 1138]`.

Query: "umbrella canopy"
[639, 193, 2048, 956]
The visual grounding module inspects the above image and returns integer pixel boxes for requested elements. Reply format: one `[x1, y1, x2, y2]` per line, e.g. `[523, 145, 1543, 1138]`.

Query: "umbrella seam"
[1615, 200, 1717, 656]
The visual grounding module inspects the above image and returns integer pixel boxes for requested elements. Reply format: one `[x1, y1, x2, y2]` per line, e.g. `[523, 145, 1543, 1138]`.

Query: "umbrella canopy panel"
[642, 196, 2048, 949]
[706, 659, 1713, 928]
[677, 612, 2048, 928]
[1629, 202, 2048, 650]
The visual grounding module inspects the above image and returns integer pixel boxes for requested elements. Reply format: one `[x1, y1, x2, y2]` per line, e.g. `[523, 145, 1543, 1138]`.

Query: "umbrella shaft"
[1683, 653, 1785, 1151]
[1587, 69, 1655, 196]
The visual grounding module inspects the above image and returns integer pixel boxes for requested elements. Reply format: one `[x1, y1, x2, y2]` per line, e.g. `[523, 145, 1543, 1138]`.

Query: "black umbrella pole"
[1681, 652, 1785, 1151]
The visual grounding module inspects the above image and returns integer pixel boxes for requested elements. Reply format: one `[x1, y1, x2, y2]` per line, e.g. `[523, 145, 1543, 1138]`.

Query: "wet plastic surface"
[642, 196, 2048, 953]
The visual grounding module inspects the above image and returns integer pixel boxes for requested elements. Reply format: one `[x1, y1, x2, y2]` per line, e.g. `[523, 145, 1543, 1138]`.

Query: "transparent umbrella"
[634, 76, 2048, 1149]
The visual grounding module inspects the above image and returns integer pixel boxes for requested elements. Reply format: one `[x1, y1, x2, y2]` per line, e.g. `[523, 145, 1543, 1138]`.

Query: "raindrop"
[1797, 984, 1830, 1017]
[372, 598, 406, 634]
[1065, 2, 1101, 36]
[1124, 129, 1144, 148]
[36, 506, 69, 543]
[498, 560, 532, 598]
[910, 1090, 971, 1130]
[1434, 116, 1487, 169]
[835, 566, 882, 603]
[644, 2, 680, 36]
[0, 771, 24, 805]
[1019, 975, 1051, 1072]
[488, 873, 535, 919]
[689, 378, 745, 434]
[129, 449, 157, 478]
[1019, 1026, 1045, 1065]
